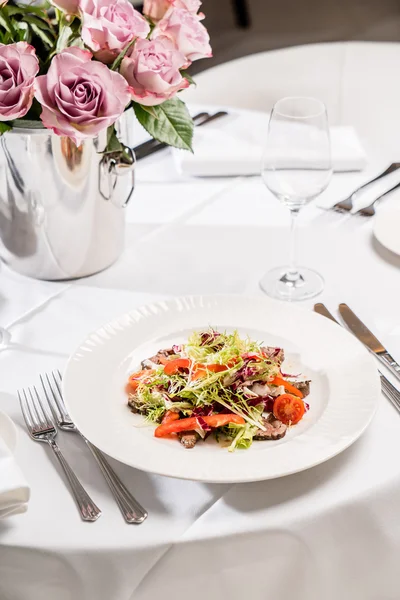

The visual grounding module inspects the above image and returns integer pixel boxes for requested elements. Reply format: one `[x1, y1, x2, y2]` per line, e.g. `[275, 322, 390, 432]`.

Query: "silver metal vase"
[0, 109, 135, 280]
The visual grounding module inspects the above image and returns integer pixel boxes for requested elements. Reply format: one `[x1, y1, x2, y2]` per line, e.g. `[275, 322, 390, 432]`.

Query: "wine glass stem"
[287, 208, 301, 282]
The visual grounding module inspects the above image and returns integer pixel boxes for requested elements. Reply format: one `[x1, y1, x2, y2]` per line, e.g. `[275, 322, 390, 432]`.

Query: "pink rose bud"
[34, 47, 131, 146]
[152, 7, 212, 64]
[80, 0, 150, 64]
[49, 0, 79, 15]
[173, 0, 202, 12]
[120, 37, 189, 106]
[0, 42, 39, 121]
[143, 0, 202, 22]
[143, 0, 172, 21]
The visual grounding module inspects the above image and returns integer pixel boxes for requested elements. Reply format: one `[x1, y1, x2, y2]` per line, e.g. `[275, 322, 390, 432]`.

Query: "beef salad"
[126, 329, 310, 451]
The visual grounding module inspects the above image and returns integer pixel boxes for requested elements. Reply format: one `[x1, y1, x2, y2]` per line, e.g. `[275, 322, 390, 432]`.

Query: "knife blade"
[339, 303, 400, 383]
[314, 303, 338, 324]
[315, 303, 400, 413]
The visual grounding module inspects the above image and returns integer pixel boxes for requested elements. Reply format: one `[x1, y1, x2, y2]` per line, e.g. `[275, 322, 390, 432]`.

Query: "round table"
[1, 42, 400, 600]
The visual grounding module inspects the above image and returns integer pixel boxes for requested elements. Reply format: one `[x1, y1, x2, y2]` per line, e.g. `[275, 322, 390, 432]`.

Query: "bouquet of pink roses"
[0, 0, 211, 149]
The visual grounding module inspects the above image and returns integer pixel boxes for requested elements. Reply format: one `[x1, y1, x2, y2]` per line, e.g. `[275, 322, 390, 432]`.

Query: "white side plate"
[374, 204, 400, 256]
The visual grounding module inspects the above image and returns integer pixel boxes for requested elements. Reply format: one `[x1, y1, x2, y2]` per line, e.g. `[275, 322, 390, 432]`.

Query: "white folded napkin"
[178, 120, 367, 178]
[0, 428, 29, 518]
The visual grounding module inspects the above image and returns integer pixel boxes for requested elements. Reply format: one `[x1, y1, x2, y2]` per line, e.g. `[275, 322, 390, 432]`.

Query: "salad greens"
[127, 328, 309, 451]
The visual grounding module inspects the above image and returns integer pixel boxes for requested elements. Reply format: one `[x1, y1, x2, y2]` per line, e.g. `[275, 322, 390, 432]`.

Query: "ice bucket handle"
[98, 144, 136, 208]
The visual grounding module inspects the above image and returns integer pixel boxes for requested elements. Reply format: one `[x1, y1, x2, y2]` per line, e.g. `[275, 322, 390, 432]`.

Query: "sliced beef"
[145, 348, 175, 366]
[127, 395, 145, 415]
[178, 431, 200, 449]
[141, 358, 157, 370]
[141, 349, 172, 368]
[291, 380, 311, 397]
[261, 346, 285, 365]
[254, 413, 287, 441]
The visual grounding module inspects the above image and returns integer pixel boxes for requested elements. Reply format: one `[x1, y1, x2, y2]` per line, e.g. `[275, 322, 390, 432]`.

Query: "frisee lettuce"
[128, 328, 286, 446]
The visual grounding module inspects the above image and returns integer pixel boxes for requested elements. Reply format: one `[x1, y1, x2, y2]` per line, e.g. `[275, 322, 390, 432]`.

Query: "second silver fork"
[41, 371, 147, 524]
[330, 163, 400, 214]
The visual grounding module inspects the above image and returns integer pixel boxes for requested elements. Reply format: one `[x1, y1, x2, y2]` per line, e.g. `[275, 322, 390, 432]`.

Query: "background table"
[1, 42, 400, 600]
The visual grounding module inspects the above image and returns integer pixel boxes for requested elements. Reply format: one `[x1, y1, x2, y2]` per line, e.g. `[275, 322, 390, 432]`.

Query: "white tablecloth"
[1, 42, 400, 600]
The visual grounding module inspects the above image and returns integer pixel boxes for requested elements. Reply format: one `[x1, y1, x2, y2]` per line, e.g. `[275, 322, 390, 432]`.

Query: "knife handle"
[378, 352, 400, 383]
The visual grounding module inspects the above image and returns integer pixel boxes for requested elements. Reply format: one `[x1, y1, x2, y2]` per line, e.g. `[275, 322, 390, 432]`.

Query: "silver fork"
[353, 180, 400, 217]
[331, 163, 400, 213]
[18, 386, 101, 521]
[41, 371, 147, 524]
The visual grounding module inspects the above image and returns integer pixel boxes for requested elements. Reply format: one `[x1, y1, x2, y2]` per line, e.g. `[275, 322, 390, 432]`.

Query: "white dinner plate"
[0, 410, 17, 454]
[63, 295, 380, 483]
[374, 204, 400, 256]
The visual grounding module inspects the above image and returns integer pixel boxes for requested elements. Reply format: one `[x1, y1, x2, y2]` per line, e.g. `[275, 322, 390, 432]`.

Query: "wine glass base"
[259, 266, 324, 301]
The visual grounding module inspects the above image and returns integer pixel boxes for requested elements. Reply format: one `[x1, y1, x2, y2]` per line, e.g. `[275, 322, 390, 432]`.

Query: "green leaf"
[180, 70, 196, 87]
[111, 38, 135, 71]
[6, 4, 50, 17]
[16, 21, 30, 42]
[30, 23, 55, 48]
[24, 14, 54, 33]
[105, 125, 123, 153]
[133, 97, 194, 152]
[138, 105, 158, 119]
[0, 11, 16, 36]
[56, 24, 73, 53]
[0, 122, 12, 136]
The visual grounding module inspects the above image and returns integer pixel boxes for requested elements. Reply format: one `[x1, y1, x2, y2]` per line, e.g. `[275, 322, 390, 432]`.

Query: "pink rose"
[120, 37, 188, 106]
[143, 0, 171, 21]
[34, 47, 130, 146]
[143, 0, 202, 22]
[50, 0, 79, 15]
[173, 0, 202, 12]
[0, 0, 8, 5]
[0, 42, 39, 121]
[152, 8, 212, 64]
[80, 0, 150, 64]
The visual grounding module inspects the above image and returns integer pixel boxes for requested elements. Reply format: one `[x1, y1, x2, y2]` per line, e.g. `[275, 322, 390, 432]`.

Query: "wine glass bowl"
[260, 96, 332, 301]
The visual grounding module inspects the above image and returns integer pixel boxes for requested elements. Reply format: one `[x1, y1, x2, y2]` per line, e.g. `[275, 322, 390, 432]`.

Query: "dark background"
[191, 0, 400, 73]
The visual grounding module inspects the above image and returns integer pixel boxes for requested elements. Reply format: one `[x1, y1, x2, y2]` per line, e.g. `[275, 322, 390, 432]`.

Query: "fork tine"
[40, 373, 60, 422]
[18, 389, 34, 431]
[24, 388, 39, 429]
[54, 370, 63, 397]
[32, 386, 54, 429]
[28, 387, 44, 427]
[52, 370, 69, 415]
[48, 371, 67, 415]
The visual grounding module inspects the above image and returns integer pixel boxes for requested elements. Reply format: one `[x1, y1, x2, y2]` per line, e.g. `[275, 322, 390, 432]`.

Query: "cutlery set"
[18, 371, 147, 523]
[314, 303, 400, 411]
[329, 162, 400, 216]
[17, 305, 399, 511]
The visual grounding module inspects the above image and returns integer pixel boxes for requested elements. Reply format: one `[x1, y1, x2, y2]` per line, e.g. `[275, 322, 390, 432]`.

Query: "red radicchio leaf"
[196, 416, 211, 432]
[192, 405, 214, 417]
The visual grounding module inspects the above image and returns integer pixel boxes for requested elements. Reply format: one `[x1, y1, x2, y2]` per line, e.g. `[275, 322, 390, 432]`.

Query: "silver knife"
[338, 303, 400, 383]
[314, 303, 400, 414]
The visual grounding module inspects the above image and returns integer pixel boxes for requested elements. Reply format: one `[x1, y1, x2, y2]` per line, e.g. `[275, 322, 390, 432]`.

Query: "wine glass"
[260, 96, 332, 301]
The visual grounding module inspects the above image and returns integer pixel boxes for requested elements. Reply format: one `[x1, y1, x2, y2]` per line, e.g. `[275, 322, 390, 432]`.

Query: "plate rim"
[63, 293, 381, 483]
